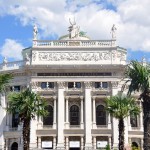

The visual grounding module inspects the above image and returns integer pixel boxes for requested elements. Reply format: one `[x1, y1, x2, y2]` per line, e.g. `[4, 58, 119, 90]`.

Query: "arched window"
[12, 113, 19, 128]
[132, 142, 139, 148]
[43, 105, 53, 125]
[70, 105, 80, 125]
[11, 142, 18, 150]
[96, 105, 106, 125]
[130, 115, 138, 127]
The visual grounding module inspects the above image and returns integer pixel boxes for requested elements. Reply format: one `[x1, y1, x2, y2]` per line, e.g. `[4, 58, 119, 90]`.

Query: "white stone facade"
[0, 23, 143, 150]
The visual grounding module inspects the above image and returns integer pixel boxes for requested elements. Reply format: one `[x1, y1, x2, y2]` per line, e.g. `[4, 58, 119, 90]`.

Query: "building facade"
[0, 21, 144, 150]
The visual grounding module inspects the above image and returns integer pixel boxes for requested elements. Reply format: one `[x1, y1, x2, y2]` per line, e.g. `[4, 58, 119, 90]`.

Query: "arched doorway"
[43, 105, 53, 125]
[70, 105, 80, 125]
[11, 142, 18, 150]
[96, 105, 106, 125]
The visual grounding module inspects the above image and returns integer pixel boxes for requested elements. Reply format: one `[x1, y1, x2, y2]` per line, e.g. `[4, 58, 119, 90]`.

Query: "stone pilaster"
[111, 81, 119, 148]
[84, 82, 92, 149]
[65, 137, 69, 150]
[92, 97, 96, 128]
[93, 136, 96, 150]
[57, 82, 65, 149]
[53, 96, 57, 129]
[65, 97, 69, 128]
[53, 136, 56, 149]
[80, 96, 84, 128]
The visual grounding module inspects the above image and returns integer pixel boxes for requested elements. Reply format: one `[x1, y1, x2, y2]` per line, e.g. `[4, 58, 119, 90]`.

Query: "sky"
[0, 0, 150, 62]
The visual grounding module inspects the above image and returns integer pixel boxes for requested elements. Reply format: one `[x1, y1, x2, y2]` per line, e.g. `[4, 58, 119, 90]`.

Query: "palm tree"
[125, 60, 150, 149]
[0, 73, 12, 92]
[7, 88, 48, 150]
[105, 94, 140, 150]
[0, 73, 12, 106]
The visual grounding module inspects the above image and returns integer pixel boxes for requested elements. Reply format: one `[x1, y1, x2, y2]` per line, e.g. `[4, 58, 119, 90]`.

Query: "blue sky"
[0, 0, 150, 62]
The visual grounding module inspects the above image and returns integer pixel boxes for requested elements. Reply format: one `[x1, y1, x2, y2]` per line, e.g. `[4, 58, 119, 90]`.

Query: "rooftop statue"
[111, 24, 117, 39]
[33, 24, 38, 40]
[68, 18, 80, 39]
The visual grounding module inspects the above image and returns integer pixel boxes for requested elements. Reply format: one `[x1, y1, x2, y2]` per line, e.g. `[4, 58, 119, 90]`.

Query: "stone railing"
[0, 60, 25, 71]
[33, 40, 116, 48]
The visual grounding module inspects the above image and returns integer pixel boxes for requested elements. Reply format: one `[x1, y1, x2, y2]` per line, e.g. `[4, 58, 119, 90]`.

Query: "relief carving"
[38, 52, 111, 62]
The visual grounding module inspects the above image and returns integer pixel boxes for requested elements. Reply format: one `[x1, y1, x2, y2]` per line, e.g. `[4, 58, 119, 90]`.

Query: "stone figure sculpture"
[33, 24, 38, 40]
[68, 18, 80, 39]
[111, 24, 117, 39]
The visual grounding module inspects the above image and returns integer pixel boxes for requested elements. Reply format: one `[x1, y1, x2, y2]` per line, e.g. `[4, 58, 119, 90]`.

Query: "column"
[140, 100, 144, 131]
[92, 97, 96, 128]
[57, 82, 65, 149]
[108, 137, 111, 148]
[80, 96, 84, 128]
[66, 137, 69, 150]
[53, 136, 56, 149]
[93, 136, 96, 150]
[81, 136, 84, 150]
[84, 82, 92, 149]
[65, 97, 69, 128]
[53, 97, 56, 129]
[38, 137, 41, 148]
[5, 139, 8, 150]
[141, 138, 143, 150]
[128, 115, 131, 130]
[111, 81, 119, 148]
[108, 113, 111, 129]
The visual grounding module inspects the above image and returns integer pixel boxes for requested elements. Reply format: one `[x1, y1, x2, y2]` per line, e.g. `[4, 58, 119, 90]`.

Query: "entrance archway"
[11, 142, 18, 150]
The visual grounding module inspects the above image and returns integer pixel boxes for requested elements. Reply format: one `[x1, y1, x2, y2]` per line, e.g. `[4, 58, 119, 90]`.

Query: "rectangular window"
[68, 82, 74, 88]
[102, 82, 108, 88]
[41, 82, 47, 89]
[48, 82, 54, 88]
[75, 82, 81, 88]
[10, 86, 20, 92]
[95, 82, 101, 88]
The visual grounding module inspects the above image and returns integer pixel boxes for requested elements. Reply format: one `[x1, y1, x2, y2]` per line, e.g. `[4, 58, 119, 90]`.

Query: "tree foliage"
[105, 94, 140, 150]
[7, 88, 48, 150]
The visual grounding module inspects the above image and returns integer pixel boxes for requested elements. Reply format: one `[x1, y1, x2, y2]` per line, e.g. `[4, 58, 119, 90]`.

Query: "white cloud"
[0, 0, 150, 52]
[0, 39, 24, 60]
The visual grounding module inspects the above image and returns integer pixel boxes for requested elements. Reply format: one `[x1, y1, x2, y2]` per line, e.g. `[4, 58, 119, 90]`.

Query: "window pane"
[68, 82, 74, 88]
[43, 105, 53, 125]
[12, 113, 19, 128]
[95, 82, 101, 88]
[48, 82, 54, 88]
[75, 82, 81, 88]
[96, 105, 106, 125]
[102, 82, 108, 88]
[41, 82, 47, 89]
[70, 105, 80, 125]
[130, 115, 138, 127]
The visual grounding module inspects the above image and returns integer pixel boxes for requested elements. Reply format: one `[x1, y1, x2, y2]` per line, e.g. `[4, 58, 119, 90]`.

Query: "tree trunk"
[118, 118, 124, 150]
[23, 118, 30, 150]
[143, 98, 150, 150]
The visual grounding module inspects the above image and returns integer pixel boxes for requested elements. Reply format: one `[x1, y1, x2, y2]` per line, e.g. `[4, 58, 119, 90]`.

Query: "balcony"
[33, 40, 116, 48]
[4, 125, 22, 138]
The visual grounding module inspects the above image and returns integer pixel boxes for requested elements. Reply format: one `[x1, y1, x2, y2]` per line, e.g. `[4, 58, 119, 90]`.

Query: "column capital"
[53, 96, 57, 100]
[92, 96, 96, 100]
[84, 82, 92, 89]
[111, 81, 118, 88]
[57, 82, 65, 89]
[80, 96, 83, 100]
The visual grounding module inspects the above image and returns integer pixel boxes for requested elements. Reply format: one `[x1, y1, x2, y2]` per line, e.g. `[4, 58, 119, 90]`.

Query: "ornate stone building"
[0, 21, 143, 150]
